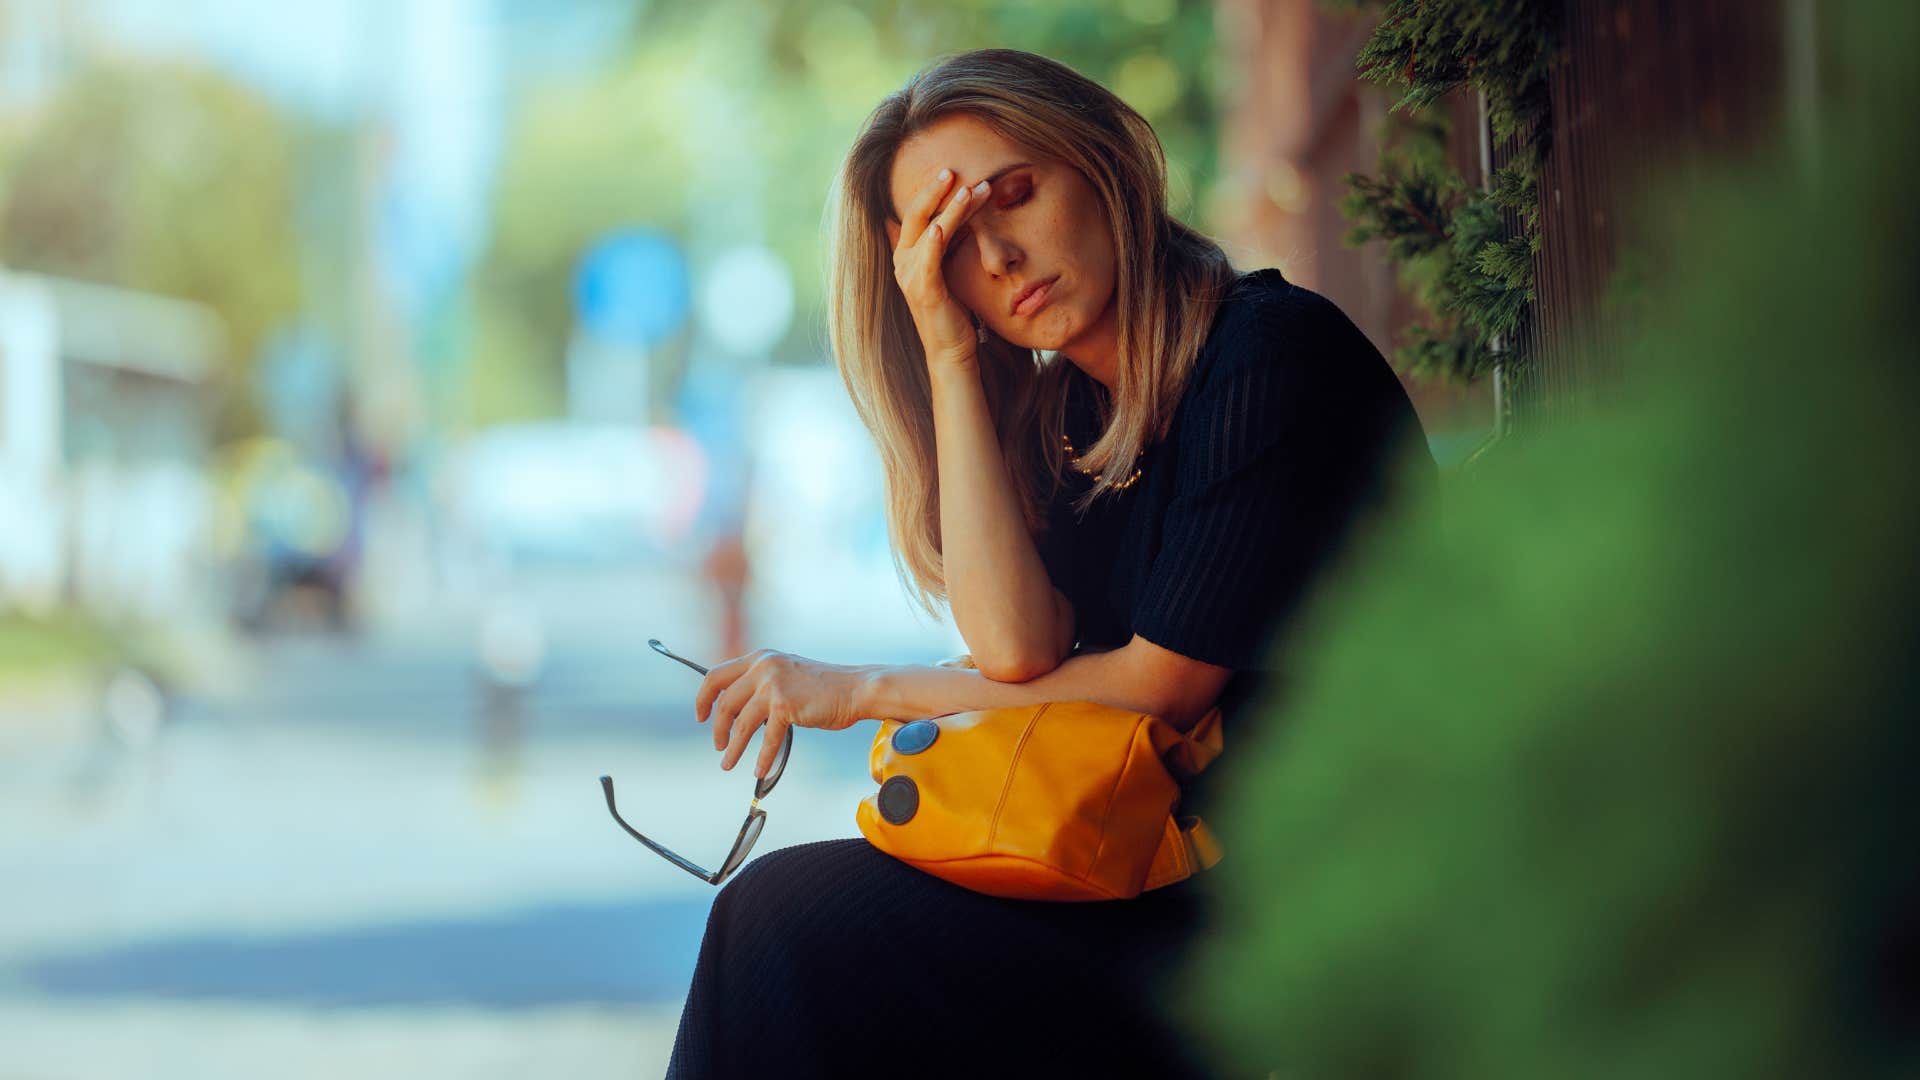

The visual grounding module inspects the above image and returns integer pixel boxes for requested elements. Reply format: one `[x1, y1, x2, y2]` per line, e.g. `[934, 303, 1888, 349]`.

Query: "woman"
[667, 48, 1433, 1078]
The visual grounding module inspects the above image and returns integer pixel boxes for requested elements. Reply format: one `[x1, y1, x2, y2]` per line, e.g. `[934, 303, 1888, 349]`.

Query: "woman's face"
[885, 113, 1118, 357]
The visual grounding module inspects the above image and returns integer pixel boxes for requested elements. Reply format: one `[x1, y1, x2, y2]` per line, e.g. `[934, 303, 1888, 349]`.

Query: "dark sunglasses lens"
[717, 813, 767, 883]
[754, 728, 793, 799]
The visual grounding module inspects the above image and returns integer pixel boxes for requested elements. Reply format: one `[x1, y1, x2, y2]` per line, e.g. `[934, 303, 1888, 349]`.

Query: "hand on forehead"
[886, 114, 1034, 222]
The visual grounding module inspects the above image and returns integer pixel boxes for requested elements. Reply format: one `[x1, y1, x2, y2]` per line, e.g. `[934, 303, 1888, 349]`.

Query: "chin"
[989, 327, 1047, 352]
[1036, 313, 1088, 353]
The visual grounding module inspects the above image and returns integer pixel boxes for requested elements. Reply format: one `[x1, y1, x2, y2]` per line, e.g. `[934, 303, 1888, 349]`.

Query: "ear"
[884, 217, 901, 250]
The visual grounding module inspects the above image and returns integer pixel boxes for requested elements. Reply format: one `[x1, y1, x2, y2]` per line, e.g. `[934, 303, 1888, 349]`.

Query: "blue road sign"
[573, 228, 690, 348]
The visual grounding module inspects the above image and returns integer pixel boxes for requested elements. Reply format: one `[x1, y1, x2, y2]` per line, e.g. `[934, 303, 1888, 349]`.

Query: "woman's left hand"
[695, 650, 871, 778]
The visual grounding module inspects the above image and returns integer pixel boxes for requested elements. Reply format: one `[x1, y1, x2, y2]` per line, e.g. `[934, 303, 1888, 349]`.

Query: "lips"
[1010, 275, 1059, 317]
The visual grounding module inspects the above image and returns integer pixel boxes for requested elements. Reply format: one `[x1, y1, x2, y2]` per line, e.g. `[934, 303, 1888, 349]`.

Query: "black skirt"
[666, 837, 1215, 1079]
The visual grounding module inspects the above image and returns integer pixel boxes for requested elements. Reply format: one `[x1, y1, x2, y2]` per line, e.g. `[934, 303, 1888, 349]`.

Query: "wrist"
[855, 664, 895, 719]
[923, 344, 979, 379]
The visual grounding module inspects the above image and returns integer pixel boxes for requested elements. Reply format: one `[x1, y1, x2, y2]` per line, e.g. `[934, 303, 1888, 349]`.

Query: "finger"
[707, 672, 754, 749]
[694, 651, 760, 725]
[922, 179, 990, 256]
[754, 717, 790, 779]
[711, 679, 743, 750]
[720, 686, 773, 772]
[896, 167, 957, 251]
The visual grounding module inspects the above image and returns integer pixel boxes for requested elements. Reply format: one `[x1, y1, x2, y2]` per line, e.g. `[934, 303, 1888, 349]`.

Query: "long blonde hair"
[824, 48, 1235, 619]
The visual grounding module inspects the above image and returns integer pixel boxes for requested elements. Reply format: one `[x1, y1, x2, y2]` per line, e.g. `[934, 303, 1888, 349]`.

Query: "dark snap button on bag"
[877, 776, 920, 825]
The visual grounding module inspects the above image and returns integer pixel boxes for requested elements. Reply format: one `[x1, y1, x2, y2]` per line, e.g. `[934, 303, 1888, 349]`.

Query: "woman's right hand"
[886, 167, 992, 372]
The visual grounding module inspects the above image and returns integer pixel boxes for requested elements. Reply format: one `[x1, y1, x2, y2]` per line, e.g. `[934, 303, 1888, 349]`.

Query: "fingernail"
[937, 168, 951, 182]
[972, 180, 989, 195]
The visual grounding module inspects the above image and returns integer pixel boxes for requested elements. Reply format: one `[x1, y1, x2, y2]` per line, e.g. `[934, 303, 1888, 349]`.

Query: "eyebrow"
[976, 161, 1033, 187]
[890, 161, 1033, 221]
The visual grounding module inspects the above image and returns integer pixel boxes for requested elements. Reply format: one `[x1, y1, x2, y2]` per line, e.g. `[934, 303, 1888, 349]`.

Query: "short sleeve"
[1131, 293, 1399, 670]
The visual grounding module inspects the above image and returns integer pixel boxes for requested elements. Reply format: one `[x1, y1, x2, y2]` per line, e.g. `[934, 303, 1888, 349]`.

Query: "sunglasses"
[598, 638, 793, 886]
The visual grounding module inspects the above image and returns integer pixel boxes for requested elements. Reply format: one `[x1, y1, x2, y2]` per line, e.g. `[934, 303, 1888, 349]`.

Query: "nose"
[972, 227, 1020, 279]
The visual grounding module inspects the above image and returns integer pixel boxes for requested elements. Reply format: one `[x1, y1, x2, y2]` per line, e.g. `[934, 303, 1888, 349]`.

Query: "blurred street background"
[0, 0, 1571, 1076]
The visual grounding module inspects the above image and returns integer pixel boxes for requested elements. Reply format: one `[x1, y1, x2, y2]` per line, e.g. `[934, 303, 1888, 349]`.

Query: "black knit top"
[1035, 267, 1435, 819]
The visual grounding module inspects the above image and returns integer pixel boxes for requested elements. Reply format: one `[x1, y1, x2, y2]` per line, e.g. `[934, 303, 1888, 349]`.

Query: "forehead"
[887, 114, 1032, 220]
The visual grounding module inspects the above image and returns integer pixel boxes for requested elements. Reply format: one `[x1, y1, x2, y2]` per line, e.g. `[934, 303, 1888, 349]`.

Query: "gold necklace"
[1060, 432, 1143, 491]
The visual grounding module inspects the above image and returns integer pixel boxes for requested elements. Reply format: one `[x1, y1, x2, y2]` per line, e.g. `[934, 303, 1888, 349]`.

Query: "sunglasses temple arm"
[648, 640, 709, 676]
[599, 776, 719, 883]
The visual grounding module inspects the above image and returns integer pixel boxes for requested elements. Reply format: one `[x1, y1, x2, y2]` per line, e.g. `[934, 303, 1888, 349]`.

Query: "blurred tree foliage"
[0, 60, 303, 438]
[1328, 0, 1558, 385]
[0, 609, 117, 680]
[1173, 3, 1919, 1077]
[470, 0, 1222, 427]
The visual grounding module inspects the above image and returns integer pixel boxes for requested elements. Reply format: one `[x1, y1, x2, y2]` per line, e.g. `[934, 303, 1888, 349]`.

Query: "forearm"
[857, 645, 1192, 732]
[928, 362, 1070, 677]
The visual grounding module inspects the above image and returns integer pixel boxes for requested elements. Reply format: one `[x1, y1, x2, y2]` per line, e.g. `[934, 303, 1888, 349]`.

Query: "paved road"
[0, 563, 960, 1078]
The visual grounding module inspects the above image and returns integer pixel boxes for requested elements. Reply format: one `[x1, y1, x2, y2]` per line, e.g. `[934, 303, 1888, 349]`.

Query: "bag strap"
[1142, 814, 1223, 892]
[1184, 816, 1223, 869]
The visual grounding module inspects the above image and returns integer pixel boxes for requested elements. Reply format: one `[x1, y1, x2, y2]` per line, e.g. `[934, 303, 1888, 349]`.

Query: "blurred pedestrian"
[699, 530, 749, 660]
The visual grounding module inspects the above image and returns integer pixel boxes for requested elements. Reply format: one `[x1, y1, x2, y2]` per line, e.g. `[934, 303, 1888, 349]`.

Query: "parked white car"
[443, 421, 705, 570]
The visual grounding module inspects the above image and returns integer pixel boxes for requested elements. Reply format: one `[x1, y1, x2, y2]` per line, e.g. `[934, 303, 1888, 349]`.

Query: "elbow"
[968, 595, 1074, 684]
[971, 649, 1061, 684]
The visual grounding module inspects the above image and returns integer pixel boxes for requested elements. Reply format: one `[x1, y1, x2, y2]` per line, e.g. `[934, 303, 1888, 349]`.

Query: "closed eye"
[943, 186, 1033, 261]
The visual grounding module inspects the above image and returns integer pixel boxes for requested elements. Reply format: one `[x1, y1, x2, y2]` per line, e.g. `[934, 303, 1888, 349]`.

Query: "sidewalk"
[0, 998, 684, 1080]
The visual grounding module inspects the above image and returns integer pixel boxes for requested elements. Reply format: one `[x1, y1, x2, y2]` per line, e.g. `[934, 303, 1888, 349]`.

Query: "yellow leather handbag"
[855, 659, 1225, 902]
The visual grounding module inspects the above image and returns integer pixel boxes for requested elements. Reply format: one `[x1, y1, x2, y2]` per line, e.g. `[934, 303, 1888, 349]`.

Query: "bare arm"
[928, 362, 1075, 681]
[884, 168, 1070, 681]
[856, 634, 1232, 736]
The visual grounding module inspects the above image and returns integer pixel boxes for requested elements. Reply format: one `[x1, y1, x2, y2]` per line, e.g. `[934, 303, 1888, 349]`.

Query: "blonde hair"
[824, 48, 1235, 619]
